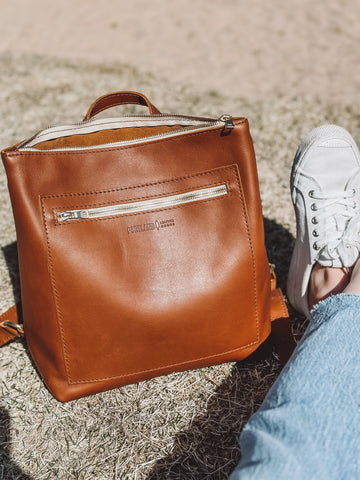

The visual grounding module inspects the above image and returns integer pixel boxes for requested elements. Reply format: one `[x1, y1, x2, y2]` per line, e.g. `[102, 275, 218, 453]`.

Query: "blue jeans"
[230, 293, 360, 480]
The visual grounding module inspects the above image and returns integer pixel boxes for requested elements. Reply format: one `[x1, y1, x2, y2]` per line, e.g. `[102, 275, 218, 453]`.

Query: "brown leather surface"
[270, 287, 289, 321]
[2, 96, 275, 401]
[84, 91, 161, 120]
[0, 282, 294, 364]
[34, 125, 186, 150]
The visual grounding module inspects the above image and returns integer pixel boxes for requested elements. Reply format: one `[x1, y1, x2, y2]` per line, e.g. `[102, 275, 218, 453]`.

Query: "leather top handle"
[84, 91, 161, 120]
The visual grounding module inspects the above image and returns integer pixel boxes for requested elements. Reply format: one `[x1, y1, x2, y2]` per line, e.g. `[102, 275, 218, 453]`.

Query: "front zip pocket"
[57, 184, 228, 222]
[41, 165, 257, 384]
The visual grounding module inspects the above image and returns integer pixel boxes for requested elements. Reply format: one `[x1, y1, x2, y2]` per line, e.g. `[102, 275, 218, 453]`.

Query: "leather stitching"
[232, 166, 259, 344]
[41, 197, 73, 381]
[68, 340, 261, 384]
[41, 166, 237, 383]
[41, 163, 258, 384]
[42, 166, 235, 199]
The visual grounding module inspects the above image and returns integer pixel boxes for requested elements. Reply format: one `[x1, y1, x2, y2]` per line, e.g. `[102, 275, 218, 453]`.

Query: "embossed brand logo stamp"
[127, 218, 175, 234]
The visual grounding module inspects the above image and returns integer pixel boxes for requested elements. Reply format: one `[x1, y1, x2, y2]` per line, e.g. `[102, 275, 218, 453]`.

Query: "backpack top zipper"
[18, 114, 235, 152]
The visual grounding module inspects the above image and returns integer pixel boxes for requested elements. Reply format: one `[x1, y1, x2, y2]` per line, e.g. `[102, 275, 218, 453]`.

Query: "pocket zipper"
[57, 184, 228, 222]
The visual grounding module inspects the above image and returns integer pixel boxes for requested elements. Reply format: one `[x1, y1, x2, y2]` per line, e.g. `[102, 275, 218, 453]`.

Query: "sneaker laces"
[310, 188, 360, 266]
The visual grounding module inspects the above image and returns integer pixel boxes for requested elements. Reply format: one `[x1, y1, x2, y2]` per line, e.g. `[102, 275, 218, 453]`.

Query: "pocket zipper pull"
[57, 210, 88, 221]
[218, 114, 234, 132]
[56, 184, 229, 222]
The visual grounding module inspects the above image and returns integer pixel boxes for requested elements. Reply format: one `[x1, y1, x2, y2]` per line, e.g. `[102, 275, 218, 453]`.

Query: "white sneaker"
[287, 124, 360, 317]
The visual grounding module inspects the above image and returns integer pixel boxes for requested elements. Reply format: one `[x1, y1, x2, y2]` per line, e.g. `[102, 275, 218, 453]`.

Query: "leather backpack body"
[0, 92, 292, 402]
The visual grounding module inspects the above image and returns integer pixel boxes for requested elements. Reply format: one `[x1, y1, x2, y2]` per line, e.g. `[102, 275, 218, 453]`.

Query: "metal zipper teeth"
[20, 121, 223, 152]
[57, 184, 228, 222]
[24, 116, 217, 146]
[21, 119, 214, 148]
[18, 113, 222, 149]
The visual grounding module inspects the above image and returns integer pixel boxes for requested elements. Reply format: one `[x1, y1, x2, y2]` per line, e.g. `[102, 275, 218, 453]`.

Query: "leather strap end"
[269, 268, 297, 367]
[270, 286, 289, 321]
[0, 303, 23, 347]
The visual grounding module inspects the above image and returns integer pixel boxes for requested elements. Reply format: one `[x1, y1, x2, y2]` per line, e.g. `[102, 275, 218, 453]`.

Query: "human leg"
[230, 292, 360, 480]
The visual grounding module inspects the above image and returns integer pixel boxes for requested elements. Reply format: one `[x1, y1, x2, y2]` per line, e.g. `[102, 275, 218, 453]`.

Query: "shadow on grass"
[146, 218, 299, 479]
[0, 408, 34, 480]
[2, 241, 20, 304]
[263, 217, 295, 292]
[146, 343, 278, 480]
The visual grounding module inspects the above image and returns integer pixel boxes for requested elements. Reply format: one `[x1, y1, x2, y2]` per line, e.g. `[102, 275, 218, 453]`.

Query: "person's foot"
[287, 124, 360, 317]
[307, 264, 351, 310]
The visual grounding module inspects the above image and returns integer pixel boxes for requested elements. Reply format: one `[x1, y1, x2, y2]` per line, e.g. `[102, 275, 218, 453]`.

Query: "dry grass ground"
[1, 53, 359, 479]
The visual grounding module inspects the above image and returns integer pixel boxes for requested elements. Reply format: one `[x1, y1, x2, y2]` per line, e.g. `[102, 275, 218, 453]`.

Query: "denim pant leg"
[230, 293, 360, 480]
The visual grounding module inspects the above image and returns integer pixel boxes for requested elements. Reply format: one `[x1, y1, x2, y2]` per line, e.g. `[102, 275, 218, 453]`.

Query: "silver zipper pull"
[219, 114, 235, 132]
[57, 210, 88, 222]
[57, 211, 74, 222]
